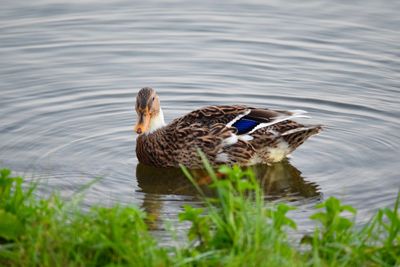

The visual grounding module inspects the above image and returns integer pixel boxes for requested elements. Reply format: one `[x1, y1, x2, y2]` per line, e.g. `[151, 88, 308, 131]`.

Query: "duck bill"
[134, 111, 151, 134]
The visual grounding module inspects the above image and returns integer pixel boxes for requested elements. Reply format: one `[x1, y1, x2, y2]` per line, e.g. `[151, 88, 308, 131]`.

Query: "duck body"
[134, 89, 321, 168]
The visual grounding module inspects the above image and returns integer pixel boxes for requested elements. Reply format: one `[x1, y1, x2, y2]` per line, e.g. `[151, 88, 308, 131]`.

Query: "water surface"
[1, 0, 400, 241]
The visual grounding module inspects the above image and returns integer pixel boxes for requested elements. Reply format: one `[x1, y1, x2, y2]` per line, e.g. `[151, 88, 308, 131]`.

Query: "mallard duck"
[134, 87, 322, 168]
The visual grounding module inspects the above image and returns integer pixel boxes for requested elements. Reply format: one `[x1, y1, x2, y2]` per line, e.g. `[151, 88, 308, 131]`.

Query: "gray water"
[1, 0, 400, 240]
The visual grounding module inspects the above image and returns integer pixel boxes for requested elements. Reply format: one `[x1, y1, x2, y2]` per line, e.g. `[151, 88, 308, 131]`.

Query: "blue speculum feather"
[232, 118, 259, 134]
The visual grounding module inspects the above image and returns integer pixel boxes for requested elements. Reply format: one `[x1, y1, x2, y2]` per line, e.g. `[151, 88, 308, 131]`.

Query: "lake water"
[1, 0, 399, 241]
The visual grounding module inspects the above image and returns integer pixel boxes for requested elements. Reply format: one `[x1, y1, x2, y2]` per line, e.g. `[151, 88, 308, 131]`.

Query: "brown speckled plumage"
[135, 100, 322, 168]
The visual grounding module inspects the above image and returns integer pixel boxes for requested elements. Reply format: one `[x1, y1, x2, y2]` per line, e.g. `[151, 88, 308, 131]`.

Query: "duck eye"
[152, 97, 155, 101]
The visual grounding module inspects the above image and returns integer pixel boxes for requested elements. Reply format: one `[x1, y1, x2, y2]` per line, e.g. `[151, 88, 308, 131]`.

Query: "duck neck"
[149, 108, 166, 133]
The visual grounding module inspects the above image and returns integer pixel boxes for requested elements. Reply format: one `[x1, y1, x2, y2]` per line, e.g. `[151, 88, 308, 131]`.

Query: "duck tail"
[281, 124, 322, 150]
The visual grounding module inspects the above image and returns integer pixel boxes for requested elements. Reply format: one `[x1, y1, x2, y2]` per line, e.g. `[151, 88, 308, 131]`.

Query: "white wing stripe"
[226, 109, 251, 127]
[281, 126, 316, 136]
[249, 111, 310, 134]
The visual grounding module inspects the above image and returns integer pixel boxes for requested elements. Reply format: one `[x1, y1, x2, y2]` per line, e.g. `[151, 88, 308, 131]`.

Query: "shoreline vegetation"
[0, 162, 399, 266]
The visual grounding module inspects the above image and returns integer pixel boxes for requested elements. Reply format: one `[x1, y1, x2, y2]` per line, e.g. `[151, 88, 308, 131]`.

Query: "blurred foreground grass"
[0, 164, 399, 267]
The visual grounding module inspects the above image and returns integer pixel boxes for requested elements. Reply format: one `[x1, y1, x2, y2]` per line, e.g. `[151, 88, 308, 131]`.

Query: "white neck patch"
[148, 108, 166, 133]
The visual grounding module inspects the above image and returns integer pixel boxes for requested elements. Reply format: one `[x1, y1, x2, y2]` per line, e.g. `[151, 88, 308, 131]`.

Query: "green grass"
[0, 164, 399, 267]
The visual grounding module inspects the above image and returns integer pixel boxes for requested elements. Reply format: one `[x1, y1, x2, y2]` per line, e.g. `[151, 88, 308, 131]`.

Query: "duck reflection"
[136, 161, 320, 229]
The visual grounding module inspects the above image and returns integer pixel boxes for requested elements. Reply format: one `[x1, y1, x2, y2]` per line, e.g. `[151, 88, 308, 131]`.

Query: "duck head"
[134, 87, 165, 134]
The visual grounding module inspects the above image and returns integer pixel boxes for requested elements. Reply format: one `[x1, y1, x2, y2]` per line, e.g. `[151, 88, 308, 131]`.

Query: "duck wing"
[171, 105, 307, 132]
[170, 105, 249, 128]
[229, 108, 309, 135]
